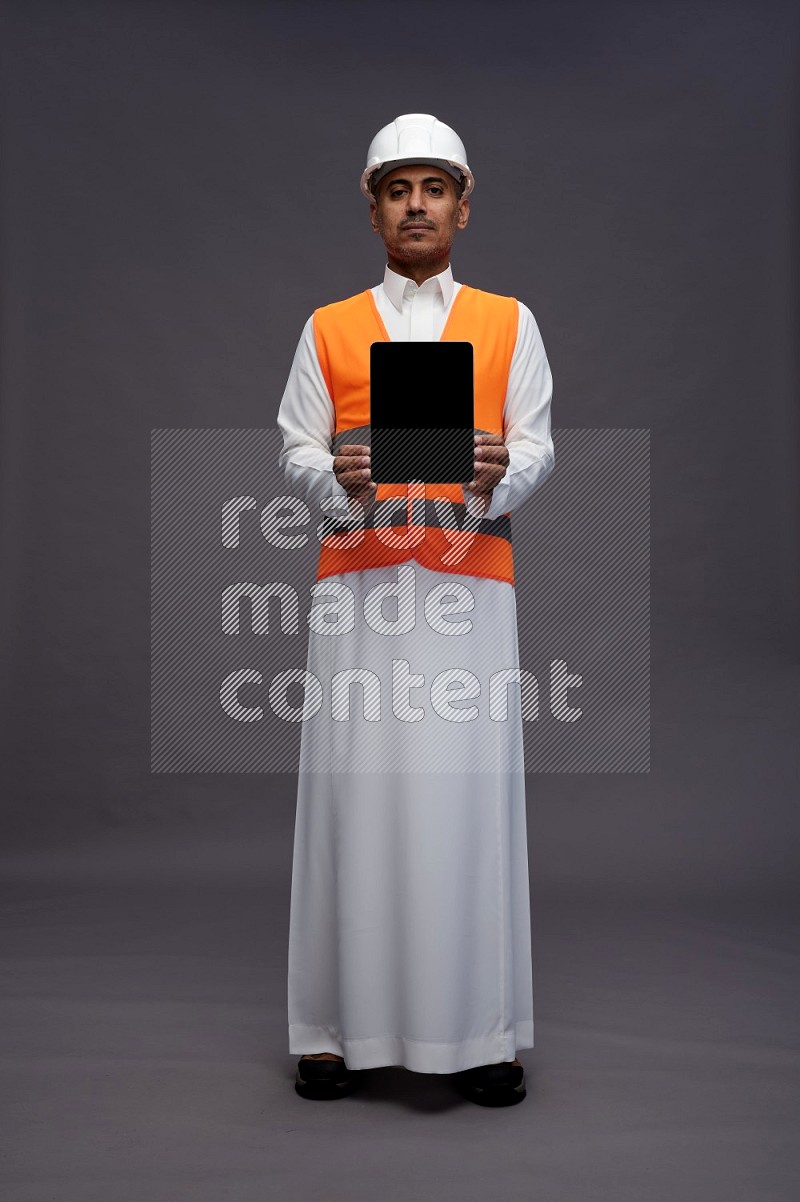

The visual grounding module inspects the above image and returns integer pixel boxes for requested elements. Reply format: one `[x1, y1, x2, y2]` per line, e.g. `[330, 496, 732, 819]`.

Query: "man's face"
[369, 164, 470, 265]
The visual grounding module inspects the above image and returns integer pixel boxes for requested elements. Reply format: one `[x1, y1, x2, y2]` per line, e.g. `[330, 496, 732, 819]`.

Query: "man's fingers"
[334, 448, 371, 487]
[344, 480, 378, 501]
[335, 440, 374, 499]
[335, 460, 371, 474]
[334, 445, 370, 466]
[338, 470, 372, 488]
[468, 428, 508, 495]
[472, 459, 507, 490]
[474, 433, 509, 468]
[475, 446, 509, 464]
[336, 437, 507, 498]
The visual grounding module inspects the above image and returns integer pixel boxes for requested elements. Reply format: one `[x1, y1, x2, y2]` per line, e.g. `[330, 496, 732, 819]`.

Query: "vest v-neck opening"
[364, 283, 470, 343]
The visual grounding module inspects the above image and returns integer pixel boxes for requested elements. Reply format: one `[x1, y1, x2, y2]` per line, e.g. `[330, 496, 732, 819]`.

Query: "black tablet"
[369, 342, 475, 484]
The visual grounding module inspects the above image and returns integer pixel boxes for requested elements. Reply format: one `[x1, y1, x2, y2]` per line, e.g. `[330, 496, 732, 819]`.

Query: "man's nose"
[406, 187, 427, 212]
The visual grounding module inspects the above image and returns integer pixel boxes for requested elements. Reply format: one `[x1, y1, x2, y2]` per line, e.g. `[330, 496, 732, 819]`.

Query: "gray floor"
[1, 807, 798, 1200]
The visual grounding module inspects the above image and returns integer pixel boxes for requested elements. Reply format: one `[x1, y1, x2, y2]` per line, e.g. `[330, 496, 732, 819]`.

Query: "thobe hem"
[289, 1020, 534, 1075]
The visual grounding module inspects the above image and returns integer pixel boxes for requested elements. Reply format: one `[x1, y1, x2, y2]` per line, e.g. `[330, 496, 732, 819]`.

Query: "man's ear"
[370, 201, 379, 233]
[456, 196, 470, 230]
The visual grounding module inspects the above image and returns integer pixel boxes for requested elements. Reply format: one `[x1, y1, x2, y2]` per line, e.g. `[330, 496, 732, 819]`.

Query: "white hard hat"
[361, 113, 474, 201]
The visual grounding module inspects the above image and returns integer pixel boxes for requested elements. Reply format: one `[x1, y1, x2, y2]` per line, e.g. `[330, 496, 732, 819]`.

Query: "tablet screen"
[370, 342, 475, 484]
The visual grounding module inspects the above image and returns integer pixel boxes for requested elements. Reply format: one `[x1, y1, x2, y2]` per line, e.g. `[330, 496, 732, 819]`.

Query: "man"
[276, 113, 554, 1106]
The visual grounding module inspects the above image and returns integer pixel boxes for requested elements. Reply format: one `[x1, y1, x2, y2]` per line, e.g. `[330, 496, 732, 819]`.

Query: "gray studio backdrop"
[1, 0, 797, 889]
[1, 4, 799, 1201]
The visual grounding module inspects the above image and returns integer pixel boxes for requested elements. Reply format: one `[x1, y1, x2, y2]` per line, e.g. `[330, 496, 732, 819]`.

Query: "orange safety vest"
[313, 284, 519, 585]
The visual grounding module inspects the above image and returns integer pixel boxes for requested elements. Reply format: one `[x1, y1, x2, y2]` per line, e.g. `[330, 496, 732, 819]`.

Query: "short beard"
[390, 238, 452, 265]
[376, 215, 454, 267]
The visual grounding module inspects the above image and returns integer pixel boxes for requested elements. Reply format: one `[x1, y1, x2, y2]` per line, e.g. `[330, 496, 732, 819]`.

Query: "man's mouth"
[403, 224, 433, 231]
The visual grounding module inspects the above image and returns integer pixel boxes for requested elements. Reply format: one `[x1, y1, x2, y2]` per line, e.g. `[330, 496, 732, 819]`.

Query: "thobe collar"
[382, 263, 455, 313]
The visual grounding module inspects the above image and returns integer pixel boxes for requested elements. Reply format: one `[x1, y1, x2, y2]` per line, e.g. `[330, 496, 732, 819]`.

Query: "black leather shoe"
[455, 1060, 527, 1107]
[294, 1056, 359, 1100]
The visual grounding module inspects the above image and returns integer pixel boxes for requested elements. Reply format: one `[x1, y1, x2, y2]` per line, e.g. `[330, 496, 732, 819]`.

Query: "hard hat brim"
[361, 158, 474, 201]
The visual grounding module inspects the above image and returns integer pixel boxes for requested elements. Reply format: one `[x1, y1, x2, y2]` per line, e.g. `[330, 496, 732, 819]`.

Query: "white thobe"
[277, 263, 554, 1073]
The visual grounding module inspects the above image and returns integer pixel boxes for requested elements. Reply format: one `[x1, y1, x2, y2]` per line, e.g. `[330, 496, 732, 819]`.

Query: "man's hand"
[464, 433, 509, 510]
[334, 435, 509, 515]
[333, 444, 378, 511]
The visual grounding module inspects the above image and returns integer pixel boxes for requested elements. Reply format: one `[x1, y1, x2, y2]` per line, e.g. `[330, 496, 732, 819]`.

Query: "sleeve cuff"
[482, 478, 511, 521]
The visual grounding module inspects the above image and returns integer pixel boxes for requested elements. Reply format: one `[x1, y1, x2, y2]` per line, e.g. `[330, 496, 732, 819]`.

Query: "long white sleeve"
[277, 316, 379, 535]
[481, 301, 555, 521]
[276, 315, 350, 510]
